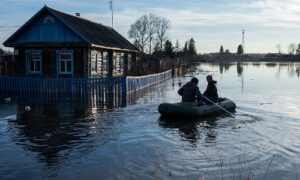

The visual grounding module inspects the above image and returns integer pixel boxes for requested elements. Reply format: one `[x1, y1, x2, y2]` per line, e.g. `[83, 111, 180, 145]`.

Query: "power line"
[0, 25, 21, 28]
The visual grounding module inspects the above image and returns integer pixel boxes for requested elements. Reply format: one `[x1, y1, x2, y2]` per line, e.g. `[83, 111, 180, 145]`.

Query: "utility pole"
[241, 29, 245, 92]
[109, 0, 113, 28]
[242, 29, 245, 53]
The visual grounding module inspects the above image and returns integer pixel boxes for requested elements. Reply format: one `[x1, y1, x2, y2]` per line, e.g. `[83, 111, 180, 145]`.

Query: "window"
[57, 49, 73, 76]
[128, 54, 133, 71]
[59, 53, 72, 73]
[120, 53, 125, 74]
[26, 49, 42, 75]
[97, 52, 102, 73]
[113, 52, 117, 74]
[91, 50, 97, 75]
[102, 52, 108, 75]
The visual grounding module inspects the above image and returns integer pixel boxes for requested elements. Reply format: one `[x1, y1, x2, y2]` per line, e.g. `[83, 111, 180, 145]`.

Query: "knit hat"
[206, 75, 213, 82]
[191, 77, 199, 83]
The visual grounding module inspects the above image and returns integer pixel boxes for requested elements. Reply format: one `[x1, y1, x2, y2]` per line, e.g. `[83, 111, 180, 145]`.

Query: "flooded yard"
[0, 62, 300, 180]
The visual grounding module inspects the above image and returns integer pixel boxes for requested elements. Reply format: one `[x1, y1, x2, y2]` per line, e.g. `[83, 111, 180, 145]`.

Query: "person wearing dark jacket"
[203, 75, 219, 103]
[178, 77, 205, 105]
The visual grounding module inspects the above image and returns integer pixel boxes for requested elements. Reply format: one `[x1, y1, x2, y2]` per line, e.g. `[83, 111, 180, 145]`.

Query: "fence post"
[121, 76, 127, 107]
[122, 76, 127, 94]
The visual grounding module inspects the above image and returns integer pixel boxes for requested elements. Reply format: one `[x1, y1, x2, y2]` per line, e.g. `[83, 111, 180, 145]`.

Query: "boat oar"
[203, 96, 235, 117]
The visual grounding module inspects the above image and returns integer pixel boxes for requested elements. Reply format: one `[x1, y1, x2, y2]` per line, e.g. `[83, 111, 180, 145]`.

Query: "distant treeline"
[193, 53, 300, 62]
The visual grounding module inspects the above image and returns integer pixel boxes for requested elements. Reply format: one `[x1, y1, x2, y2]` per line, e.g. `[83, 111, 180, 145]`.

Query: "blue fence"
[0, 76, 125, 108]
[0, 76, 124, 95]
[0, 69, 172, 97]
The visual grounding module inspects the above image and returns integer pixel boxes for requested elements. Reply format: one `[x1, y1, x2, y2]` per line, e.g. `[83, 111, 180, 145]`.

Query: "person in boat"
[178, 77, 205, 105]
[203, 75, 219, 103]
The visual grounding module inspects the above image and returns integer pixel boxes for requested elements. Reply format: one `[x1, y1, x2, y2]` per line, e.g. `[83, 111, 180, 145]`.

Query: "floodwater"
[0, 62, 300, 180]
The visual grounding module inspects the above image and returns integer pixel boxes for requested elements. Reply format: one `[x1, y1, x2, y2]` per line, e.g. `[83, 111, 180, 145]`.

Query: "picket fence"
[0, 70, 172, 97]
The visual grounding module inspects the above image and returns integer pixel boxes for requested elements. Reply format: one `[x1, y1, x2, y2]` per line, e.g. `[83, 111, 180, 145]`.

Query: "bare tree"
[276, 44, 282, 54]
[153, 41, 160, 53]
[156, 17, 170, 51]
[146, 14, 159, 54]
[128, 15, 149, 53]
[287, 43, 296, 55]
[128, 14, 170, 54]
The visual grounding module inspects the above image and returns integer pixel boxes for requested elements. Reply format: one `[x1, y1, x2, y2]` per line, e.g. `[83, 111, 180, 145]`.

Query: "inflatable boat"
[158, 98, 236, 118]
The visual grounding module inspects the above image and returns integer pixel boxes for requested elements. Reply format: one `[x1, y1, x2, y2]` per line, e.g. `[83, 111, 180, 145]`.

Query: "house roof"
[4, 6, 139, 53]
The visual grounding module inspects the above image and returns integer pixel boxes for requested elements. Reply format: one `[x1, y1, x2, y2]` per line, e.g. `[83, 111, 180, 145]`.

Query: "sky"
[1, 0, 300, 53]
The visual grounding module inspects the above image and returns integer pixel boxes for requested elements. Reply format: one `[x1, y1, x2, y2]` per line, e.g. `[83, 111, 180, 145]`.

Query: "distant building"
[3, 6, 139, 78]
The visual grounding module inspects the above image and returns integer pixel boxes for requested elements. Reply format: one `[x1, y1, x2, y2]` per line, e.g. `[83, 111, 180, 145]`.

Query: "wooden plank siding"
[10, 46, 136, 78]
[6, 10, 87, 46]
[87, 48, 134, 78]
[14, 47, 84, 78]
[3, 6, 139, 79]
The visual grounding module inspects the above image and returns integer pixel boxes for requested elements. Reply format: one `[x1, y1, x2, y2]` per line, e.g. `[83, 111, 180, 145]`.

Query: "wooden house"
[3, 6, 139, 78]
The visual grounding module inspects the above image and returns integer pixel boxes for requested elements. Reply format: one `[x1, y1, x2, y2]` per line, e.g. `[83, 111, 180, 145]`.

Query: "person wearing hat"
[178, 77, 205, 106]
[203, 75, 219, 103]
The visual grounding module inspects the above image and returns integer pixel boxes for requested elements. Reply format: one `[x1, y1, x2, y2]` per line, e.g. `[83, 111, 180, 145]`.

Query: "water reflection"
[11, 101, 103, 165]
[252, 62, 261, 67]
[126, 83, 164, 105]
[219, 62, 233, 74]
[158, 116, 218, 145]
[236, 62, 243, 76]
[201, 61, 300, 79]
[265, 62, 277, 67]
[4, 83, 164, 166]
[284, 62, 300, 78]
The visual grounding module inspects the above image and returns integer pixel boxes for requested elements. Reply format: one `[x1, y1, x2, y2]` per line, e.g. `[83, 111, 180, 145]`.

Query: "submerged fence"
[126, 69, 172, 93]
[0, 76, 124, 95]
[0, 69, 172, 98]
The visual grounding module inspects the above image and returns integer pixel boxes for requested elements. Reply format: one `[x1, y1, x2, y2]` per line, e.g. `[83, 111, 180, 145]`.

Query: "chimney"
[75, 13, 80, 17]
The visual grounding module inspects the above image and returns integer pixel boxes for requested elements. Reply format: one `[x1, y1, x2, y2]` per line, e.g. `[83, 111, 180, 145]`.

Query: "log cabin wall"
[12, 47, 137, 78]
[14, 47, 85, 78]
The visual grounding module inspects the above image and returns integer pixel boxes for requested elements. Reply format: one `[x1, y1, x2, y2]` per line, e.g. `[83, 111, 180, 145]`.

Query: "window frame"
[113, 52, 117, 74]
[128, 54, 133, 71]
[26, 49, 42, 76]
[56, 49, 73, 77]
[91, 50, 98, 75]
[102, 51, 108, 75]
[120, 53, 125, 74]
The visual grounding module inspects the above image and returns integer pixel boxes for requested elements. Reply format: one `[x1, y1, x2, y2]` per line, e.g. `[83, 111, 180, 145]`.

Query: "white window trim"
[113, 52, 117, 74]
[26, 49, 42, 75]
[102, 52, 108, 75]
[56, 49, 73, 76]
[91, 50, 98, 75]
[120, 53, 125, 74]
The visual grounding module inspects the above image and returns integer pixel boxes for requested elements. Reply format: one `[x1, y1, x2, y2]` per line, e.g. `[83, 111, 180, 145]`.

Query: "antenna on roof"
[109, 0, 113, 28]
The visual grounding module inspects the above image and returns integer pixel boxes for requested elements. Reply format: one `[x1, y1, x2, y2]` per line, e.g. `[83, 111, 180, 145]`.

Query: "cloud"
[235, 0, 300, 21]
[2, 0, 300, 53]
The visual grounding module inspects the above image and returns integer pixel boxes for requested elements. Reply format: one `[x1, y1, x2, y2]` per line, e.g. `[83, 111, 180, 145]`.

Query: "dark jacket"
[203, 80, 218, 102]
[178, 81, 203, 102]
